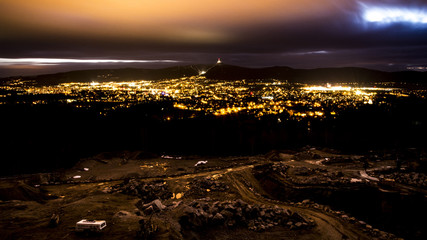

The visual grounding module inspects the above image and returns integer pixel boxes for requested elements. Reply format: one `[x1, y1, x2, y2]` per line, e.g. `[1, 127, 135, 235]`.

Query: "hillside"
[205, 65, 427, 84]
[0, 65, 204, 85]
[2, 149, 424, 239]
[1, 64, 426, 85]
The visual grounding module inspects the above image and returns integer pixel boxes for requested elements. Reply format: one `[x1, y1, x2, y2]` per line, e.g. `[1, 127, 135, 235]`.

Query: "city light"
[303, 86, 351, 91]
[1, 76, 416, 120]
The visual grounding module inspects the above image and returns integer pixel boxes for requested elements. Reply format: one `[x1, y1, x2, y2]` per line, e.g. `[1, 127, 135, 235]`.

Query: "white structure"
[75, 219, 107, 232]
[216, 58, 222, 64]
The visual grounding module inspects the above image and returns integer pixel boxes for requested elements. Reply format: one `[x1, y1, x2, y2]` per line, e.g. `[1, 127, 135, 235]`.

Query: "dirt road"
[224, 168, 370, 240]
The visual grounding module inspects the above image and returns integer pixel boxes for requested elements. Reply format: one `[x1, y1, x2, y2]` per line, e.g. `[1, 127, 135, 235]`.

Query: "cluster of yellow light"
[303, 85, 394, 94]
[389, 92, 409, 97]
[173, 103, 188, 110]
[315, 111, 324, 116]
[359, 87, 394, 91]
[292, 111, 324, 117]
[2, 77, 418, 120]
[303, 86, 352, 91]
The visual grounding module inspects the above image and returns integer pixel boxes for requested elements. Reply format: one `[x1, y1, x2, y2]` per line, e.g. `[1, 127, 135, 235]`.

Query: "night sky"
[1, 0, 427, 77]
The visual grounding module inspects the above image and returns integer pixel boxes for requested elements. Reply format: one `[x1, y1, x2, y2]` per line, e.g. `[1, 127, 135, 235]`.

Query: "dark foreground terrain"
[1, 148, 426, 240]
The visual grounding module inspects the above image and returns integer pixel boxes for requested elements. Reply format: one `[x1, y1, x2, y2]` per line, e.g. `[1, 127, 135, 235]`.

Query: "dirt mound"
[133, 198, 314, 240]
[175, 199, 313, 232]
[0, 181, 48, 202]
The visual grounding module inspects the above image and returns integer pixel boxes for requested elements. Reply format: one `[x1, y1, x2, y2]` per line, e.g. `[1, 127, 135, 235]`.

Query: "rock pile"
[185, 177, 229, 197]
[269, 162, 289, 174]
[294, 151, 321, 160]
[112, 179, 172, 202]
[177, 199, 313, 232]
[376, 172, 427, 188]
[292, 172, 353, 185]
[292, 166, 327, 176]
[266, 164, 352, 185]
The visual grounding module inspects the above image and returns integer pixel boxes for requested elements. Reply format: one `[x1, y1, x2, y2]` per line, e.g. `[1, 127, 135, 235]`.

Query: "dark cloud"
[1, 0, 427, 77]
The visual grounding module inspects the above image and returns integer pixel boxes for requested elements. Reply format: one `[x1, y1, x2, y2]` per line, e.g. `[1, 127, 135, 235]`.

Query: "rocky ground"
[0, 148, 426, 240]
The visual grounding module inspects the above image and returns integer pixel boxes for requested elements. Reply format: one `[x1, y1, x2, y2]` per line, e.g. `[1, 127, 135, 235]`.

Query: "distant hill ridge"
[1, 64, 426, 85]
[205, 65, 427, 85]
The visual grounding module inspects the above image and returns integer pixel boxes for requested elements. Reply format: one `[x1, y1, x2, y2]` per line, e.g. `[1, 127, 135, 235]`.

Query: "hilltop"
[205, 64, 427, 85]
[1, 148, 426, 239]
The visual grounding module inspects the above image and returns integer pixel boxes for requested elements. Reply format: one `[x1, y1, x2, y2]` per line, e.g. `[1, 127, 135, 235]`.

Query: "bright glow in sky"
[0, 0, 327, 43]
[363, 6, 427, 24]
[0, 58, 179, 66]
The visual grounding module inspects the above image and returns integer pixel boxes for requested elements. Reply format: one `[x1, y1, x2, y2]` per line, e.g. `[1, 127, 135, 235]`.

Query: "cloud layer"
[1, 0, 427, 76]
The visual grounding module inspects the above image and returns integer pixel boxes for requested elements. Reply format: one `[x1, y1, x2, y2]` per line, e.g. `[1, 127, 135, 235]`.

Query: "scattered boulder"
[136, 217, 158, 239]
[185, 177, 229, 198]
[48, 213, 60, 227]
[112, 179, 172, 202]
[136, 199, 166, 214]
[267, 164, 353, 185]
[149, 199, 166, 211]
[372, 171, 427, 188]
[175, 199, 313, 232]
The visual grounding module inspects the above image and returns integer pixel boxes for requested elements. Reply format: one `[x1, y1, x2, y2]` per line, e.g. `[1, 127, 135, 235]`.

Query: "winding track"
[224, 168, 370, 240]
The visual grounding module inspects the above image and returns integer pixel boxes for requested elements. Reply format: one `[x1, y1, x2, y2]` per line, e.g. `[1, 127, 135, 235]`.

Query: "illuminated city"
[2, 76, 424, 120]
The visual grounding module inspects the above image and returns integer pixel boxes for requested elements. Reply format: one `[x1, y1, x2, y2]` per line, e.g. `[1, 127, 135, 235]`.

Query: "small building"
[75, 219, 107, 232]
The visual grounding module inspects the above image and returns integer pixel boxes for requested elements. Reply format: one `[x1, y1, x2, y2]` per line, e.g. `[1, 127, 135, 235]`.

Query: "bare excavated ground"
[1, 149, 425, 240]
